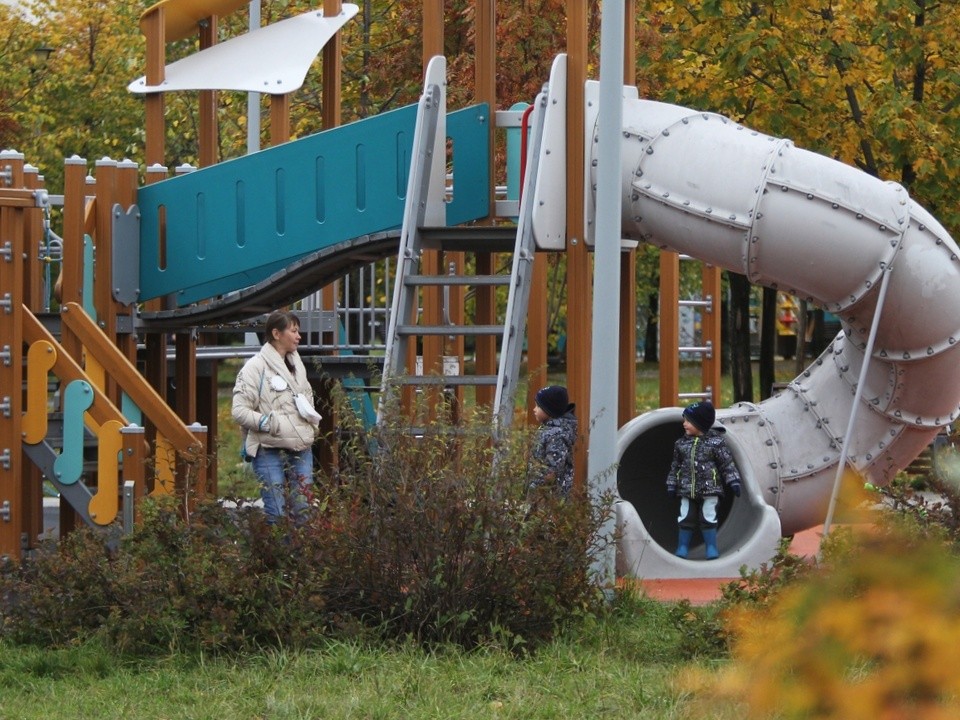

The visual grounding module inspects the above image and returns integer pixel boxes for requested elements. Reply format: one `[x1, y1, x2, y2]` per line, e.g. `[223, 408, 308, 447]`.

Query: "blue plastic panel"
[137, 104, 490, 305]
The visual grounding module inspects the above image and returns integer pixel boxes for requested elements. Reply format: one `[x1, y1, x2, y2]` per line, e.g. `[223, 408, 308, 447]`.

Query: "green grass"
[0, 594, 716, 719]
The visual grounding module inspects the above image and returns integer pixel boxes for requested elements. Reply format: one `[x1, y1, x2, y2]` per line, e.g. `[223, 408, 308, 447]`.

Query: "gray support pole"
[587, 0, 625, 590]
[822, 266, 893, 537]
[246, 0, 262, 154]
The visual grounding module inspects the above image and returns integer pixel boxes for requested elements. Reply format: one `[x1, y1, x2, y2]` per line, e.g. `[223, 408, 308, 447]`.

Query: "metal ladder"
[380, 75, 550, 432]
[659, 251, 722, 407]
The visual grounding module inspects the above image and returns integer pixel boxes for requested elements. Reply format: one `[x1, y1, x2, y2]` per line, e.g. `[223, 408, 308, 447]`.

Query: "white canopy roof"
[128, 4, 358, 95]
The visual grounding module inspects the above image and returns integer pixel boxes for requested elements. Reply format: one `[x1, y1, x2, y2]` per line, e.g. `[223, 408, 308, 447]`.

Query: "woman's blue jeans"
[252, 447, 314, 523]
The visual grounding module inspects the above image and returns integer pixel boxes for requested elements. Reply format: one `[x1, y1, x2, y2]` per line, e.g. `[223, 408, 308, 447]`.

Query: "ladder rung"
[679, 299, 712, 308]
[405, 275, 510, 286]
[419, 225, 518, 252]
[679, 345, 712, 354]
[678, 391, 712, 400]
[397, 324, 505, 336]
[398, 375, 498, 386]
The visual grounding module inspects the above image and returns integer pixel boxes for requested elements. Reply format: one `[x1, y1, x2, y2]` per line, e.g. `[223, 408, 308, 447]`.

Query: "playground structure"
[1, 1, 958, 581]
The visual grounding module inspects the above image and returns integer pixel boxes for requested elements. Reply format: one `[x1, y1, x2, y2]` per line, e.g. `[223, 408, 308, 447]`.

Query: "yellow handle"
[24, 340, 57, 444]
[89, 419, 124, 526]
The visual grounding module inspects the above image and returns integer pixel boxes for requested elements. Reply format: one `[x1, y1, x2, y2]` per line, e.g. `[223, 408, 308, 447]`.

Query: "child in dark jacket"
[528, 386, 577, 499]
[666, 400, 741, 559]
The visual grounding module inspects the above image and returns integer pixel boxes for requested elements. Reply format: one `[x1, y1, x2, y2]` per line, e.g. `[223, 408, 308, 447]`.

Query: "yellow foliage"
[686, 527, 960, 718]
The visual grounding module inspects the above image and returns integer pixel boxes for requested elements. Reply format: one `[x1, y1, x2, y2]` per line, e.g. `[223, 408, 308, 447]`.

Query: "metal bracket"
[122, 480, 135, 534]
[0, 292, 11, 314]
[0, 500, 10, 522]
[0, 448, 10, 470]
[0, 396, 9, 418]
[0, 241, 11, 262]
[111, 204, 141, 305]
[0, 345, 9, 366]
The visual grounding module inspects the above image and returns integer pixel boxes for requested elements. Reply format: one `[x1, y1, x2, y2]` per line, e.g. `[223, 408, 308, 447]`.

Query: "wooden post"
[418, 0, 445, 418]
[618, 0, 637, 427]
[270, 94, 291, 146]
[198, 16, 219, 168]
[702, 264, 722, 406]
[0, 188, 29, 558]
[143, 7, 166, 168]
[658, 250, 680, 406]
[566, 0, 591, 489]
[92, 158, 120, 404]
[318, 0, 343, 473]
[474, 0, 498, 410]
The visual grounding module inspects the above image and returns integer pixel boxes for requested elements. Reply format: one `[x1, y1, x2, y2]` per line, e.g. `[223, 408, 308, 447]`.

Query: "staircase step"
[399, 374, 498, 386]
[404, 274, 510, 287]
[419, 225, 517, 252]
[397, 324, 506, 336]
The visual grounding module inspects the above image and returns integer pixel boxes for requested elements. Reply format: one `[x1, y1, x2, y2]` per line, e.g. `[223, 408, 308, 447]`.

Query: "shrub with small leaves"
[1, 387, 611, 655]
[684, 523, 960, 719]
[307, 390, 610, 650]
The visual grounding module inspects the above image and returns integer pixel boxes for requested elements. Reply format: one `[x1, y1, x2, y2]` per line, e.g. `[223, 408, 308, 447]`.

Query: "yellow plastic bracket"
[24, 340, 57, 444]
[89, 419, 124, 526]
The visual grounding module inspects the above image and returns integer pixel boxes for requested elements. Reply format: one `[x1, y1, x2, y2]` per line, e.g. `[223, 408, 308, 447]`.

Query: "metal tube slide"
[597, 97, 960, 577]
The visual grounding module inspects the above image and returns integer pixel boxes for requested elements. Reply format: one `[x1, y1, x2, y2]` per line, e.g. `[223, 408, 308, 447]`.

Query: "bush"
[685, 521, 960, 718]
[1, 393, 610, 655]
[309, 392, 609, 650]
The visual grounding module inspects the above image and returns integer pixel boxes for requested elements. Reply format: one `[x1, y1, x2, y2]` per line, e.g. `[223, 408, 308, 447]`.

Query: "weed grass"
[0, 593, 715, 719]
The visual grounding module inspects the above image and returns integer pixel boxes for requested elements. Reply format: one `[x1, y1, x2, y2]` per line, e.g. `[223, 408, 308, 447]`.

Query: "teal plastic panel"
[137, 104, 490, 305]
[445, 104, 491, 226]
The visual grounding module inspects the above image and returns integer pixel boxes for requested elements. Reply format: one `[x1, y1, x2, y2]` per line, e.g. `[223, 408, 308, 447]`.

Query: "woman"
[232, 310, 321, 522]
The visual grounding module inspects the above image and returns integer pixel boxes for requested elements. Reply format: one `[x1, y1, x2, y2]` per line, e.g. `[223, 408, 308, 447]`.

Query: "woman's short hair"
[264, 310, 300, 339]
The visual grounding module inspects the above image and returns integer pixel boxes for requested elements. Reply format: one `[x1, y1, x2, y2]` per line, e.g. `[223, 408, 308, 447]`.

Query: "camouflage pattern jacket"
[528, 412, 578, 498]
[666, 427, 741, 499]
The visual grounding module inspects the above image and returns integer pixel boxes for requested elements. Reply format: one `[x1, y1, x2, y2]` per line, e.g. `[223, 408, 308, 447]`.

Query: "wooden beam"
[143, 8, 166, 167]
[420, 0, 445, 415]
[566, 0, 590, 488]
[701, 264, 722, 406]
[0, 202, 25, 558]
[198, 16, 219, 167]
[658, 251, 679, 406]
[270, 93, 291, 145]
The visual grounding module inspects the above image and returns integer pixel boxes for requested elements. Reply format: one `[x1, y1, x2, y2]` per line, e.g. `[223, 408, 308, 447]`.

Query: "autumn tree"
[634, 0, 960, 399]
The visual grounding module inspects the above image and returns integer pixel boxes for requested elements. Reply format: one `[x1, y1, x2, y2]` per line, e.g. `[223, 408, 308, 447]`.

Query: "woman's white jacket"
[231, 343, 319, 457]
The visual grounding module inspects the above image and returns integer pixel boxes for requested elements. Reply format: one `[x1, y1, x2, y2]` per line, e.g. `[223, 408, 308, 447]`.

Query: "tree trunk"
[644, 290, 658, 363]
[728, 272, 753, 403]
[759, 287, 777, 400]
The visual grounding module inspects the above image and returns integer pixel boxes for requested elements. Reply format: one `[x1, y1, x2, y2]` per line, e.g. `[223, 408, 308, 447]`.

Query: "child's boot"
[702, 528, 720, 560]
[675, 529, 693, 558]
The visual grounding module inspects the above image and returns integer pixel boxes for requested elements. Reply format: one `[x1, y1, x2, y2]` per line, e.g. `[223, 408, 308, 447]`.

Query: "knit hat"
[683, 400, 716, 433]
[536, 385, 574, 419]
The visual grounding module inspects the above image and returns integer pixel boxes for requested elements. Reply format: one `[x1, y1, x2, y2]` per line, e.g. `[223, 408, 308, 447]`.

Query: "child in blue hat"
[665, 400, 741, 559]
[528, 385, 577, 499]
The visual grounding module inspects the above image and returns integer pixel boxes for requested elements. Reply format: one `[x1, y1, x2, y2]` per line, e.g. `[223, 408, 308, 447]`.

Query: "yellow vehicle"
[776, 293, 799, 359]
